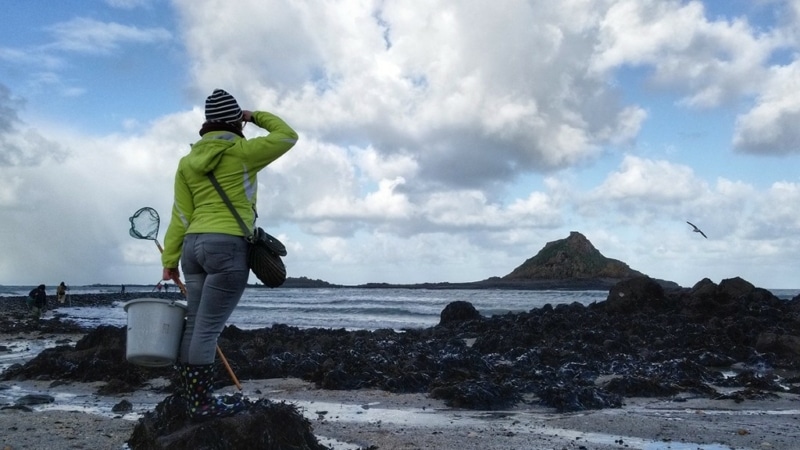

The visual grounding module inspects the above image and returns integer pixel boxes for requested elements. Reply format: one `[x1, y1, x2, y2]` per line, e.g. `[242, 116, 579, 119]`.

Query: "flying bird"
[686, 221, 707, 239]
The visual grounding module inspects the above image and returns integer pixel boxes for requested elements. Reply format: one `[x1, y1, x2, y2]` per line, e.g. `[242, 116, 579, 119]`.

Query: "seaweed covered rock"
[128, 395, 328, 450]
[0, 325, 171, 389]
[429, 379, 521, 409]
[605, 276, 668, 313]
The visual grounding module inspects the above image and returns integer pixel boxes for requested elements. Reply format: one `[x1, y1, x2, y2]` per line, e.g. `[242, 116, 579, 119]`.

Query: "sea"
[2, 284, 799, 332]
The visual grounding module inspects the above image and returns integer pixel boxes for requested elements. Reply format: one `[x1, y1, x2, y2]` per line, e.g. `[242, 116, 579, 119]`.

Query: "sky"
[1, 0, 799, 289]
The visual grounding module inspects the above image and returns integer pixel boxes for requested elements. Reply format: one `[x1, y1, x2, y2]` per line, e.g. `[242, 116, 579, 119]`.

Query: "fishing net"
[129, 207, 160, 240]
[129, 206, 175, 292]
[129, 207, 164, 252]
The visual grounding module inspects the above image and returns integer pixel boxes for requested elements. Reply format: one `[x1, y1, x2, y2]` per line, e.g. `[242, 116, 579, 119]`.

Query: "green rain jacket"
[161, 111, 298, 269]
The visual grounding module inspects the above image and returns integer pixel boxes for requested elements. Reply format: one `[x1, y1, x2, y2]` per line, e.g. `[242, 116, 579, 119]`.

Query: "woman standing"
[56, 282, 68, 304]
[161, 89, 298, 420]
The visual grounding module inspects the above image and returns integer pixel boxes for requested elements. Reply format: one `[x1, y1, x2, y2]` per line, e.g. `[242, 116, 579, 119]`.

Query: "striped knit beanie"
[205, 89, 243, 123]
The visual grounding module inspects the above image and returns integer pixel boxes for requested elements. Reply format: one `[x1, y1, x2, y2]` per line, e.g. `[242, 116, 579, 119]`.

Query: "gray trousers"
[179, 233, 249, 365]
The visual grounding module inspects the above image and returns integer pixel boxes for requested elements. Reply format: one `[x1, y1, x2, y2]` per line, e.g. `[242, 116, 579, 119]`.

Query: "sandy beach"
[2, 330, 800, 450]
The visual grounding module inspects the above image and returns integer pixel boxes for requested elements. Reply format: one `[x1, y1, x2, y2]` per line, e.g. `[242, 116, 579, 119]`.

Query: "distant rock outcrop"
[353, 231, 679, 290]
[504, 231, 643, 281]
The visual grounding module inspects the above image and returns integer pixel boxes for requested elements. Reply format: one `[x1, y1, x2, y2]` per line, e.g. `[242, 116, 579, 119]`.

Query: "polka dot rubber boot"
[182, 363, 246, 421]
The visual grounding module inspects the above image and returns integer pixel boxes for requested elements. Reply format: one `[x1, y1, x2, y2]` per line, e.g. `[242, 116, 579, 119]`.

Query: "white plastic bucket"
[123, 298, 187, 367]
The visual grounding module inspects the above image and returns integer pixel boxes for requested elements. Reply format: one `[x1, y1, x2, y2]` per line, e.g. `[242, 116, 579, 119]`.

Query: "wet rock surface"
[2, 277, 800, 448]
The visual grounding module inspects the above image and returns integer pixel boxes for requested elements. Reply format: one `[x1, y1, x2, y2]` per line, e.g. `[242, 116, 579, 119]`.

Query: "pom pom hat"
[205, 89, 243, 124]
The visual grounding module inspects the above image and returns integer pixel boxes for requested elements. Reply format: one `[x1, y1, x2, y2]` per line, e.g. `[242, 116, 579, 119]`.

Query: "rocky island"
[356, 231, 680, 290]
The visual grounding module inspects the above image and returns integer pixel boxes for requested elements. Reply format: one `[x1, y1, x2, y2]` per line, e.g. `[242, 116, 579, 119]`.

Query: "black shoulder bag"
[207, 173, 287, 287]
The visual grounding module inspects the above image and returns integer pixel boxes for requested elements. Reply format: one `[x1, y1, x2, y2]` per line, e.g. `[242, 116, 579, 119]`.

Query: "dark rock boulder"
[683, 277, 785, 320]
[112, 399, 133, 413]
[604, 276, 667, 313]
[755, 333, 800, 356]
[718, 277, 756, 299]
[429, 379, 521, 410]
[438, 300, 482, 326]
[536, 384, 622, 412]
[128, 395, 328, 450]
[14, 393, 54, 406]
[683, 278, 719, 316]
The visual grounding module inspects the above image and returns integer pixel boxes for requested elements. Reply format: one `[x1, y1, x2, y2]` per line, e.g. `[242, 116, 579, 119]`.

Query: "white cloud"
[591, 0, 785, 107]
[356, 147, 418, 181]
[750, 181, 800, 237]
[105, 0, 152, 9]
[0, 47, 63, 70]
[0, 175, 22, 206]
[0, 85, 68, 167]
[45, 18, 172, 55]
[733, 61, 800, 154]
[590, 155, 705, 203]
[422, 189, 562, 231]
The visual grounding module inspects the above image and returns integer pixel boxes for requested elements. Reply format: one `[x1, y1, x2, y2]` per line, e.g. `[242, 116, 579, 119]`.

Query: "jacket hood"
[185, 132, 239, 174]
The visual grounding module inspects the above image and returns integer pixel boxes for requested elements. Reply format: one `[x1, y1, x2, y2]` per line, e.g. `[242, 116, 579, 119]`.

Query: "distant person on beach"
[121, 284, 126, 294]
[27, 284, 47, 319]
[161, 88, 298, 421]
[56, 282, 68, 304]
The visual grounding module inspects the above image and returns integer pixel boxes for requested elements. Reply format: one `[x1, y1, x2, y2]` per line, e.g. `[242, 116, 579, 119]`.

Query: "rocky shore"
[2, 276, 800, 449]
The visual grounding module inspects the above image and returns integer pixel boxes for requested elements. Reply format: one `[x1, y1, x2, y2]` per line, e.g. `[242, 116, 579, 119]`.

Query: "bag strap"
[207, 172, 255, 241]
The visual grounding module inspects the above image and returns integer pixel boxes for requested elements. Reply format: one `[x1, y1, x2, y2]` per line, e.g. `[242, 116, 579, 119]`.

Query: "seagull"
[686, 221, 707, 239]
